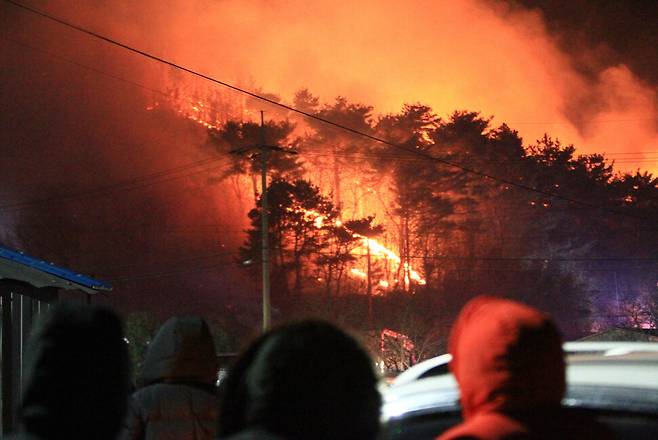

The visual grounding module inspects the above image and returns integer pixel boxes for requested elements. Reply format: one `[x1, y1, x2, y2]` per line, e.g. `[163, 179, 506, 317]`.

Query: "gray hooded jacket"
[120, 316, 219, 440]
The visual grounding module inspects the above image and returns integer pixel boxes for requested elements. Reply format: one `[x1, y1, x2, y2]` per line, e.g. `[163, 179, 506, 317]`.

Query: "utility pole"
[366, 238, 372, 328]
[230, 111, 296, 332]
[613, 270, 621, 321]
[259, 111, 271, 331]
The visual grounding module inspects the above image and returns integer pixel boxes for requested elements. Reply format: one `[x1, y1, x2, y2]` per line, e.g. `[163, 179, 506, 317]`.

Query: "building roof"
[0, 245, 111, 294]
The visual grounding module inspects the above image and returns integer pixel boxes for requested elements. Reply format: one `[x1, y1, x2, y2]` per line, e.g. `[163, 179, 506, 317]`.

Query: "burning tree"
[240, 176, 425, 324]
[240, 178, 336, 298]
[298, 94, 375, 211]
[208, 119, 304, 205]
[314, 223, 359, 307]
[373, 105, 461, 291]
[344, 216, 384, 322]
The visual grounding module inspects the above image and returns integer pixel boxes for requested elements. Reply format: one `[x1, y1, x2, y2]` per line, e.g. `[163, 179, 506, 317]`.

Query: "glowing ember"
[353, 236, 400, 262]
[148, 94, 229, 130]
[352, 238, 426, 286]
[287, 207, 330, 228]
[404, 262, 426, 285]
[350, 268, 367, 279]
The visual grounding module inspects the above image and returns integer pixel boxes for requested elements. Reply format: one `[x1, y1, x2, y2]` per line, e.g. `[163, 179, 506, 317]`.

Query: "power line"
[4, 0, 657, 226]
[0, 35, 171, 99]
[605, 151, 658, 155]
[0, 157, 227, 211]
[112, 247, 658, 272]
[12, 227, 247, 234]
[327, 251, 658, 263]
[302, 149, 658, 166]
[105, 252, 657, 283]
[401, 255, 658, 262]
[109, 261, 236, 283]
[17, 220, 654, 236]
[93, 249, 240, 278]
[506, 118, 657, 125]
[0, 36, 235, 210]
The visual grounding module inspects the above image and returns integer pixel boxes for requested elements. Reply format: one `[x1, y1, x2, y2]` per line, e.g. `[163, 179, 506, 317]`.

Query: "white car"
[381, 342, 658, 439]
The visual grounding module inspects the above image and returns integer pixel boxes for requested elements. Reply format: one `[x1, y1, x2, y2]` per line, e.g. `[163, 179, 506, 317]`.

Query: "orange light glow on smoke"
[129, 0, 658, 172]
[20, 1, 658, 172]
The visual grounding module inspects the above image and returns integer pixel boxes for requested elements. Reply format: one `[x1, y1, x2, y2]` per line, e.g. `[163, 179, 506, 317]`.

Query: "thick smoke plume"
[33, 0, 654, 170]
[1, 1, 256, 318]
[6, 1, 658, 167]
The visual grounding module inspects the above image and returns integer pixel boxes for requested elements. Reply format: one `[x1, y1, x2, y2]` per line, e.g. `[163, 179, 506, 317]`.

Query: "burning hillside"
[2, 0, 658, 338]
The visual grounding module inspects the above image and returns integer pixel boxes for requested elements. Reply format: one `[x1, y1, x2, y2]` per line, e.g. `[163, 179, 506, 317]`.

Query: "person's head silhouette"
[219, 320, 381, 440]
[17, 304, 131, 440]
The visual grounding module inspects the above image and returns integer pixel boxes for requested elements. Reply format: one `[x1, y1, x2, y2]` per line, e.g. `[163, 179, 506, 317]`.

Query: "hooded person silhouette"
[120, 315, 219, 440]
[217, 320, 381, 440]
[11, 303, 131, 440]
[438, 295, 613, 440]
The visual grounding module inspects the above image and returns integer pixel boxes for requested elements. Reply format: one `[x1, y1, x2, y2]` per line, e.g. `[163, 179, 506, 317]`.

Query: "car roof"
[392, 353, 452, 387]
[566, 342, 658, 391]
[382, 341, 658, 421]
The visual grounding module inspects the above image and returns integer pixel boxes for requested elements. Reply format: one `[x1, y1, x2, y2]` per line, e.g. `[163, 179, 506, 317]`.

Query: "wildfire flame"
[352, 236, 426, 286]
[300, 209, 327, 229]
[178, 98, 222, 129]
[301, 208, 427, 290]
[155, 96, 427, 291]
[146, 93, 239, 130]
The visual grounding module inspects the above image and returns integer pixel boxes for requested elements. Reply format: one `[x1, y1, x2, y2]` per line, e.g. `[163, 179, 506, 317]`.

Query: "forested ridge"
[200, 89, 658, 361]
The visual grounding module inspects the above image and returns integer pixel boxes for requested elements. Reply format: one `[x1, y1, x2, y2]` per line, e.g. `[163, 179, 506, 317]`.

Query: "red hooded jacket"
[438, 296, 613, 440]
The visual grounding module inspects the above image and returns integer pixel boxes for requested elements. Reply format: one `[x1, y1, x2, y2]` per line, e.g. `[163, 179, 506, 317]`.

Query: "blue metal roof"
[0, 245, 112, 292]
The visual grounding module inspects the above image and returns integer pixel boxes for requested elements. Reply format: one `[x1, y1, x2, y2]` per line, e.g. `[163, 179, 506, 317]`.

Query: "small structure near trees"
[0, 245, 111, 435]
[380, 328, 417, 374]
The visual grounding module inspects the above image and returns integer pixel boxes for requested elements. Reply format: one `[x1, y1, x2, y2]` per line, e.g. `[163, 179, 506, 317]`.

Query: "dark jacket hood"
[448, 296, 565, 419]
[18, 304, 130, 440]
[138, 316, 218, 388]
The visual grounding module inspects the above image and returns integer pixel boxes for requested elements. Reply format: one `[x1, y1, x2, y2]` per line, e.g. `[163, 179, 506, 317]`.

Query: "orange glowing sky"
[25, 0, 658, 172]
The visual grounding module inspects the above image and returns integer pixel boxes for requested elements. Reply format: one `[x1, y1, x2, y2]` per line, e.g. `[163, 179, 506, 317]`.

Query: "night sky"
[513, 0, 658, 86]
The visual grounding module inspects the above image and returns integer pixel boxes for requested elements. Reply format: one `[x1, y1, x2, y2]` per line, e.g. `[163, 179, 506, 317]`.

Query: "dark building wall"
[1, 281, 57, 435]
